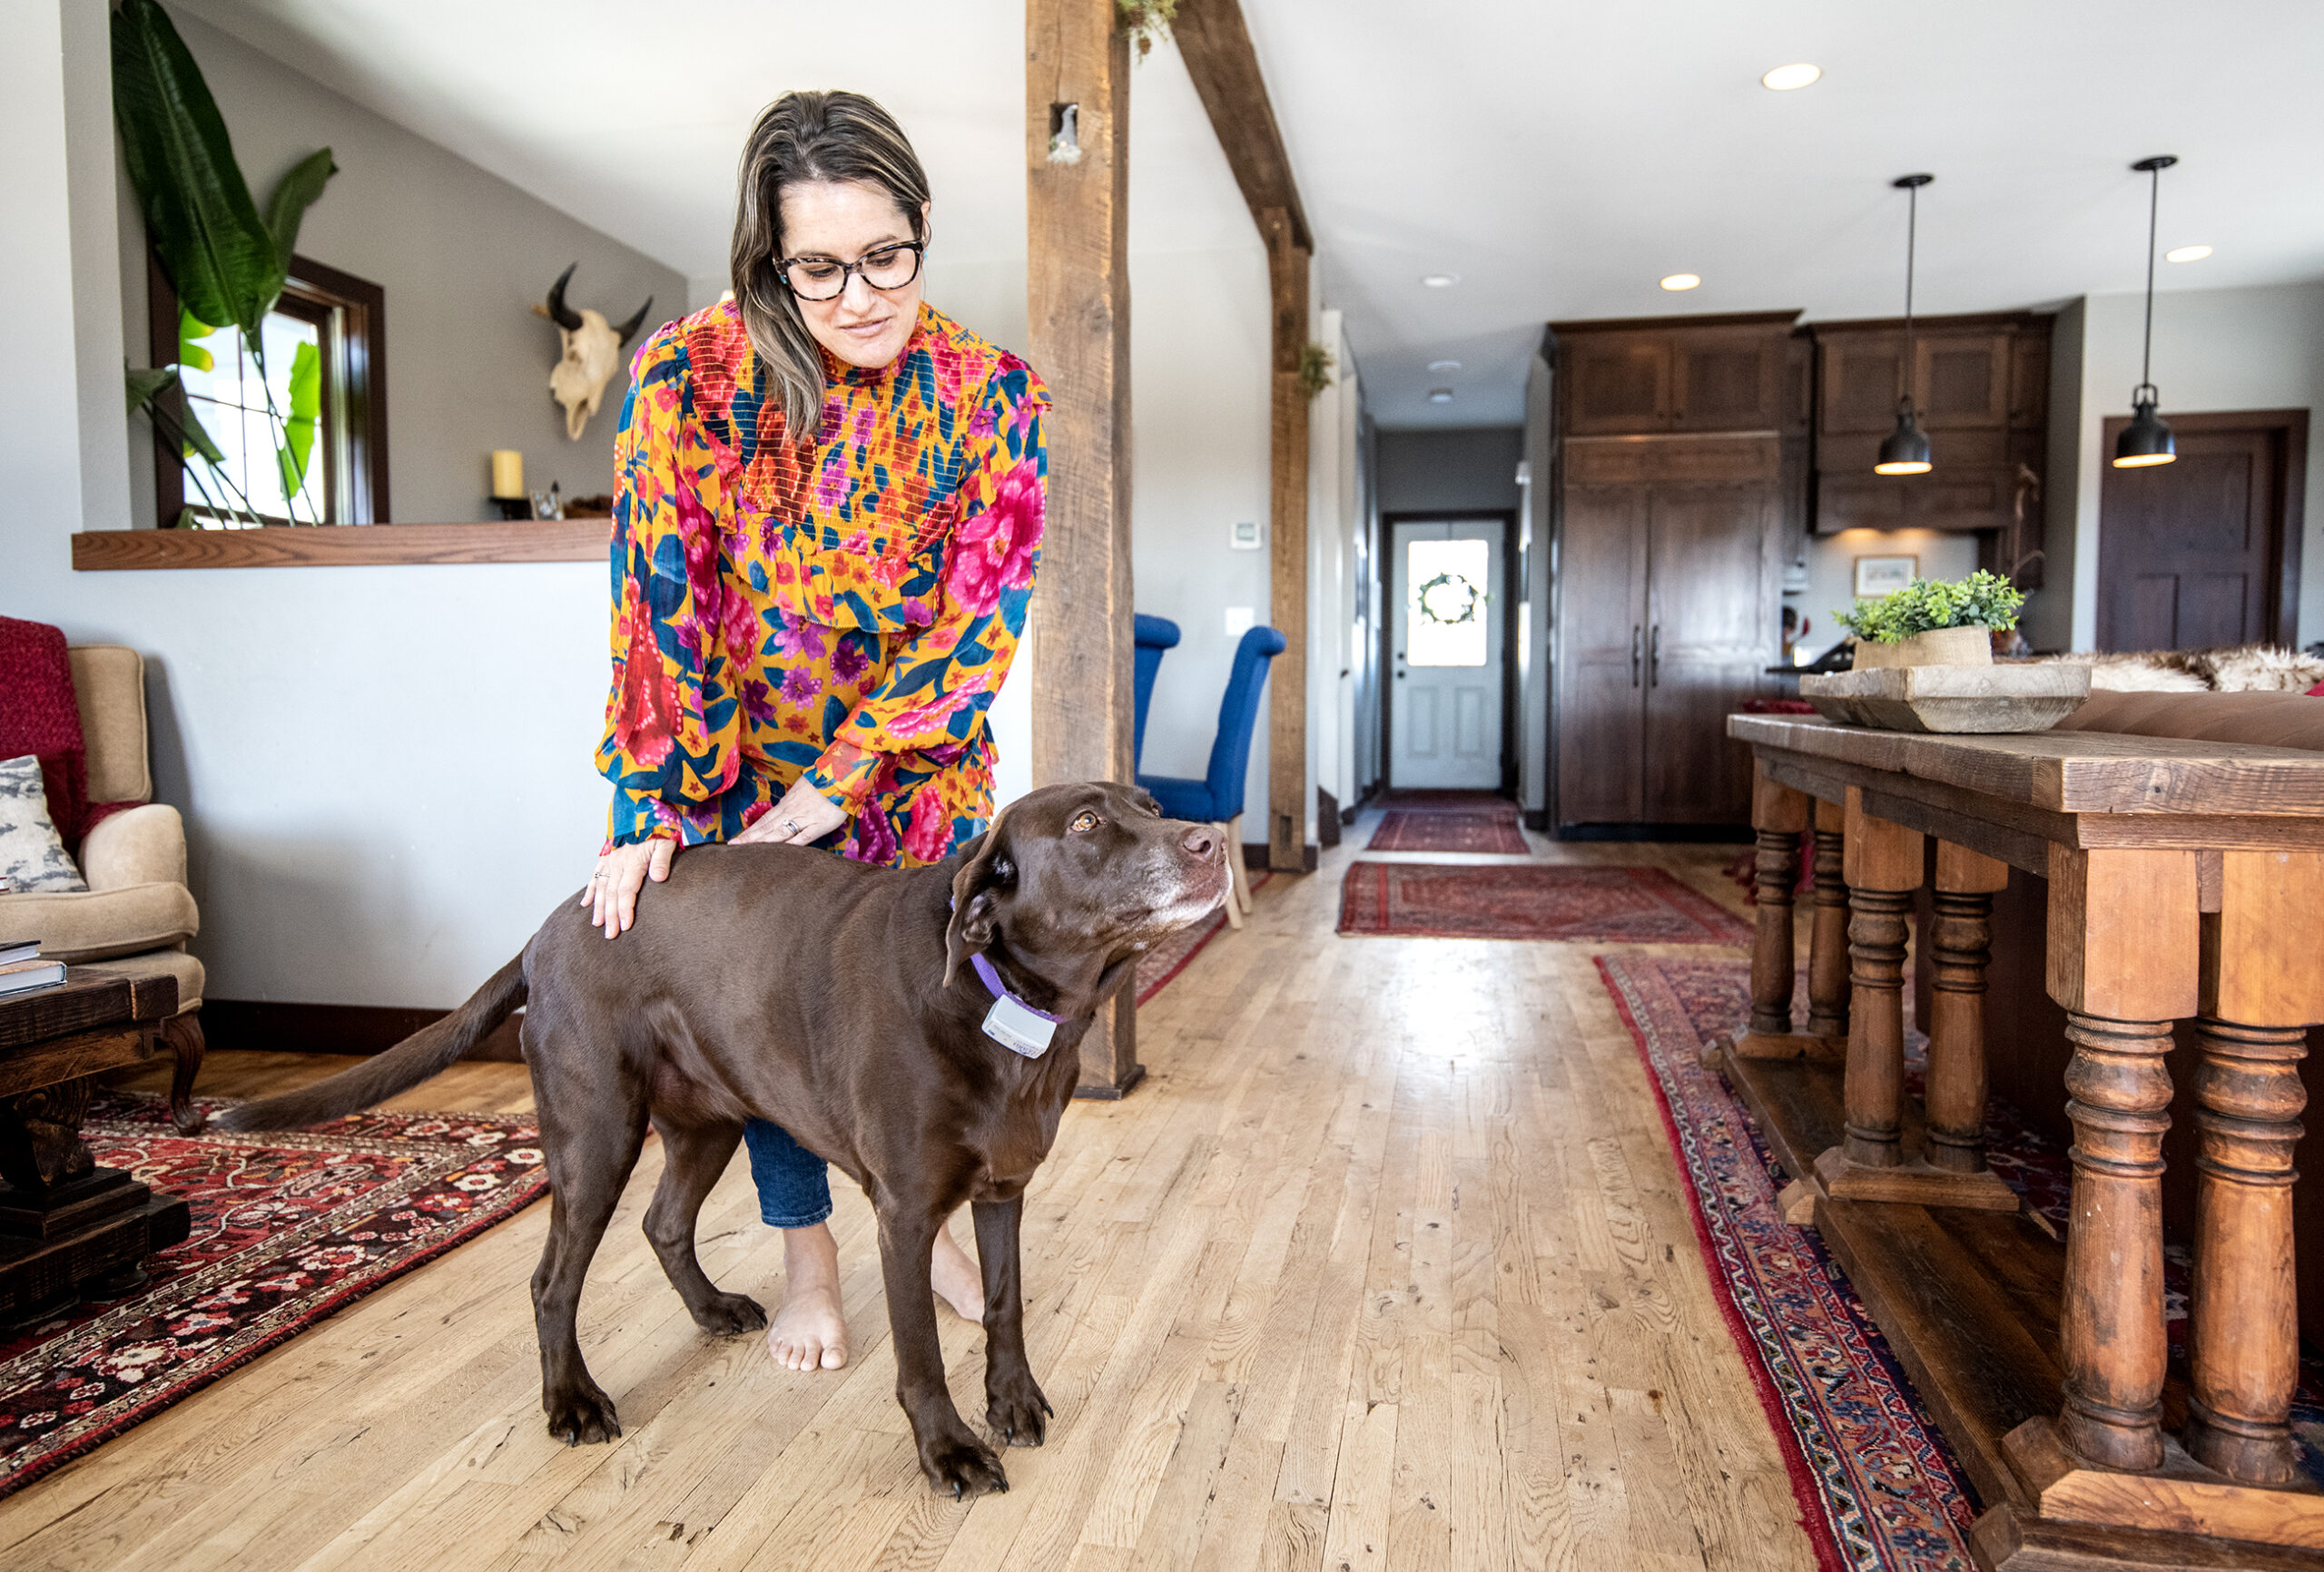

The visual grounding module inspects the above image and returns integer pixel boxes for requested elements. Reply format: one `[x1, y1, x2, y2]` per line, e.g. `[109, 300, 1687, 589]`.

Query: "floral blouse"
[596, 299, 1047, 866]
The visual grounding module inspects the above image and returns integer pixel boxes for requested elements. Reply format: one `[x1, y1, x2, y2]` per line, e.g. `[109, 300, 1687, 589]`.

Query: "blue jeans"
[742, 1118, 832, 1228]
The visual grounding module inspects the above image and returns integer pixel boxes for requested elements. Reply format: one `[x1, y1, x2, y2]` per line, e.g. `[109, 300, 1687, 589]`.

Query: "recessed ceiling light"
[1660, 273, 1702, 291]
[2165, 244, 2213, 262]
[1421, 272, 1459, 289]
[1427, 388, 1455, 403]
[1427, 359, 1462, 372]
[1761, 63, 1822, 91]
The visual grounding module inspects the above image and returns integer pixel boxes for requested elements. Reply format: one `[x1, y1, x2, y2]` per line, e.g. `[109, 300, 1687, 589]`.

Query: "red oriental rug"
[0, 1093, 547, 1501]
[1594, 955, 2324, 1572]
[1337, 862, 1753, 944]
[1364, 808, 1530, 855]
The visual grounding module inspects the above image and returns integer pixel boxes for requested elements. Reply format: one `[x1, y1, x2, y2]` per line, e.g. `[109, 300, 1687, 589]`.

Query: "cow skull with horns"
[534, 265, 655, 440]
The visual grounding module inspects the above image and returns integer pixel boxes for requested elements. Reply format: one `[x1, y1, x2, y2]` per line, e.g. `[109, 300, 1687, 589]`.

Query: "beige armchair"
[0, 644, 205, 1130]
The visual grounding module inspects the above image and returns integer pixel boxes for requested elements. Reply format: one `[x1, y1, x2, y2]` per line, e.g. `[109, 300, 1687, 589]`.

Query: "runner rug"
[0, 1093, 547, 1501]
[1595, 954, 2324, 1572]
[1364, 807, 1530, 855]
[1338, 862, 1752, 944]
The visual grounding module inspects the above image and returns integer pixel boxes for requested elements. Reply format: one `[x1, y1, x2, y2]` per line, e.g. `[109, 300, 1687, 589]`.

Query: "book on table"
[0, 948, 64, 997]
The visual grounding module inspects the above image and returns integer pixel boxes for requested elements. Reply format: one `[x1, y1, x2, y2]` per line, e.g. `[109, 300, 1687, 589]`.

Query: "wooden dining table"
[1721, 712, 2324, 1571]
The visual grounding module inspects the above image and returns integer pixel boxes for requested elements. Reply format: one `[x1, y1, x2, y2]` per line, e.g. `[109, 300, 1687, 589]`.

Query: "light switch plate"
[1224, 606, 1256, 637]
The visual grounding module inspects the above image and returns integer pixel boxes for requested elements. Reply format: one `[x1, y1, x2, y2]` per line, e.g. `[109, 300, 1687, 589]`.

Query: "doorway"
[1384, 516, 1514, 791]
[2096, 408, 2308, 651]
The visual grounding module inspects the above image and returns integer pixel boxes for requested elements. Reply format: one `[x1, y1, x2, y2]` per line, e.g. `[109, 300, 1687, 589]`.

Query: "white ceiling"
[180, 0, 2324, 429]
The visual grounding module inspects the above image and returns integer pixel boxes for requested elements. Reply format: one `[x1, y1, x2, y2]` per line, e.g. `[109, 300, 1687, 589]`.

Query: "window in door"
[1405, 537, 1489, 666]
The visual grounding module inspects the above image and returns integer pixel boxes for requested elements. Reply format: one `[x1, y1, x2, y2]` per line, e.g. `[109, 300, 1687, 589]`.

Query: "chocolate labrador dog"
[220, 781, 1228, 1497]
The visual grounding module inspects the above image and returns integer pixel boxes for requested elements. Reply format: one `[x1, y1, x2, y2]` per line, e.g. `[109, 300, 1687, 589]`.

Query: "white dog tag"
[982, 994, 1058, 1058]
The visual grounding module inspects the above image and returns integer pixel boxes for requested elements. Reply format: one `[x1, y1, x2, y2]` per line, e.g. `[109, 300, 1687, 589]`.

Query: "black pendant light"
[2113, 155, 2179, 468]
[1876, 173, 1935, 476]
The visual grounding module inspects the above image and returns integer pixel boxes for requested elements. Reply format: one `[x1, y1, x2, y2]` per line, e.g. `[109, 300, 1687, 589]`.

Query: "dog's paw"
[920, 1432, 1009, 1498]
[691, 1291, 768, 1336]
[543, 1381, 623, 1446]
[986, 1372, 1054, 1448]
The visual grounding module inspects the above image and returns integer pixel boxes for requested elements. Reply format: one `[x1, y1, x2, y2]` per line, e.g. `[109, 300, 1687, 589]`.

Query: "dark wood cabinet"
[1807, 312, 2050, 544]
[1551, 309, 1793, 828]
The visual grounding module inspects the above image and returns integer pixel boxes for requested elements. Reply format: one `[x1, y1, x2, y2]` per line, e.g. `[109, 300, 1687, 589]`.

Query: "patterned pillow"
[0, 752, 87, 893]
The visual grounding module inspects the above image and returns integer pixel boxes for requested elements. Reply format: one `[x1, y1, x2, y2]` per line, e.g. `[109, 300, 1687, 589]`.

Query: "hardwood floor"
[1, 826, 1815, 1571]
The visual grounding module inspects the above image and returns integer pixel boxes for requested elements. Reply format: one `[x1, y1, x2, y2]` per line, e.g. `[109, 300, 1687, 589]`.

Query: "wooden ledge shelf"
[71, 520, 609, 571]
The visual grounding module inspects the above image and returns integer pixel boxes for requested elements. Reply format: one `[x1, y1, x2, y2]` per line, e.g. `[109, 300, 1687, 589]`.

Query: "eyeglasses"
[776, 241, 924, 302]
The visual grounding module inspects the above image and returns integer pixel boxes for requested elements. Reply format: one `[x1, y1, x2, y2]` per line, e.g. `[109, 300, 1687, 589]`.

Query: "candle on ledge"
[490, 450, 525, 499]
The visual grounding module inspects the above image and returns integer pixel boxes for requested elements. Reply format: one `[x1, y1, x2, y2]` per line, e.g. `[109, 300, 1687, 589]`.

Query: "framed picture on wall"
[1854, 554, 1918, 598]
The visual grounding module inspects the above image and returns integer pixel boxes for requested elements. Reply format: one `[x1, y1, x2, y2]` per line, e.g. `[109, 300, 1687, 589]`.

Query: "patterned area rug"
[1134, 872, 1270, 1006]
[0, 1093, 547, 1500]
[1597, 955, 2324, 1571]
[1364, 808, 1530, 855]
[1338, 862, 1753, 944]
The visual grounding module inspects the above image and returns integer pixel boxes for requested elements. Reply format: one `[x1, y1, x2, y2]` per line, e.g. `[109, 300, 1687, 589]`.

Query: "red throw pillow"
[2309, 680, 2324, 697]
[0, 616, 91, 844]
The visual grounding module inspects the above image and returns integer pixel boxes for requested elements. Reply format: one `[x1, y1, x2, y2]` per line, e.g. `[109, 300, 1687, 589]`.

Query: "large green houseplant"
[1833, 570, 2025, 667]
[113, 0, 337, 525]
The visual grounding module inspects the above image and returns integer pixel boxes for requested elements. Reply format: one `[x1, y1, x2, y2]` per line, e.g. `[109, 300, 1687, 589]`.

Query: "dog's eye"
[1069, 811, 1101, 834]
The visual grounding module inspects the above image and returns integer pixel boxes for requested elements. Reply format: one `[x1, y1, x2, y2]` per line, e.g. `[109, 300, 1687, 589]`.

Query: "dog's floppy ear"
[942, 810, 1012, 988]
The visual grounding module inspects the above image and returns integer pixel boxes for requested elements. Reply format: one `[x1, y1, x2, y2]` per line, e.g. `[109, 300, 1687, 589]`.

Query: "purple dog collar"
[969, 950, 1069, 1024]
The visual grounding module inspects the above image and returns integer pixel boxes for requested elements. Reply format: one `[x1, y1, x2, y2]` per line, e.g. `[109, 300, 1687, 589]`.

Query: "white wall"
[2058, 280, 2324, 652]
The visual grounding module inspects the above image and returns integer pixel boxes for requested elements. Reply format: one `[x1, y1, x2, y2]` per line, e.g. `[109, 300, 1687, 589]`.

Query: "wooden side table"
[0, 969, 192, 1326]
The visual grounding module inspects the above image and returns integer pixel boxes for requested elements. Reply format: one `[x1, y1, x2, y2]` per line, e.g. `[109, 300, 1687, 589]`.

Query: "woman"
[586, 91, 1046, 1374]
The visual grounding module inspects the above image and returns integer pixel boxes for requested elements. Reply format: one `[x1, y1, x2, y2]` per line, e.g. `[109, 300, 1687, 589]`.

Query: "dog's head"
[941, 781, 1232, 992]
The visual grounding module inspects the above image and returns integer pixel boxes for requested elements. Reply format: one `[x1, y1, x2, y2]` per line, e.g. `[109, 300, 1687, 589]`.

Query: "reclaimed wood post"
[2184, 849, 2324, 1486]
[1027, 0, 1141, 1095]
[1839, 789, 1922, 1170]
[1806, 797, 1849, 1041]
[1748, 761, 1811, 1037]
[2042, 845, 2199, 1473]
[1926, 841, 2008, 1174]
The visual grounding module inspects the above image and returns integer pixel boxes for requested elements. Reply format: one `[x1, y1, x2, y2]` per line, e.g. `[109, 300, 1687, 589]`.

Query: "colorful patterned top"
[596, 299, 1046, 866]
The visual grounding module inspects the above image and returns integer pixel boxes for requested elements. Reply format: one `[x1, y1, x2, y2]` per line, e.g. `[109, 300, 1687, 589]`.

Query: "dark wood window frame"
[146, 249, 389, 526]
[2095, 407, 2308, 651]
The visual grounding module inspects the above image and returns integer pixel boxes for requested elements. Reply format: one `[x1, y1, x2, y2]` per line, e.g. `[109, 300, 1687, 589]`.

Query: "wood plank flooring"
[1, 827, 1817, 1570]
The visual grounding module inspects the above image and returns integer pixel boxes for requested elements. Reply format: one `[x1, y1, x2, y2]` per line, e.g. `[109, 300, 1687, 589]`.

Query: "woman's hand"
[734, 779, 849, 847]
[586, 837, 675, 938]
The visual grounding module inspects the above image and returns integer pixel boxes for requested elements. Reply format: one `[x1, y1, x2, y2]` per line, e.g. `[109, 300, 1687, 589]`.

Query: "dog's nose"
[1179, 824, 1218, 860]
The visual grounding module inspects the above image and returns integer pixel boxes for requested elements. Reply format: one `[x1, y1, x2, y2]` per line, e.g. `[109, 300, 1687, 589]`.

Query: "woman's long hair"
[730, 91, 931, 433]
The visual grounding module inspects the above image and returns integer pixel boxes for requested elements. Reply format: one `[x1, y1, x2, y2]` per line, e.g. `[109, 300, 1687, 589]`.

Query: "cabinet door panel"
[1644, 485, 1770, 823]
[1821, 335, 1908, 436]
[1916, 331, 2010, 428]
[1567, 340, 1671, 435]
[1555, 486, 1649, 822]
[1671, 328, 1779, 432]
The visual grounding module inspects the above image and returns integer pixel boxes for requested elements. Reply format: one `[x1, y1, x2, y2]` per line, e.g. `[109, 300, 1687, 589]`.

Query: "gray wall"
[1377, 426, 1524, 516]
[121, 9, 684, 526]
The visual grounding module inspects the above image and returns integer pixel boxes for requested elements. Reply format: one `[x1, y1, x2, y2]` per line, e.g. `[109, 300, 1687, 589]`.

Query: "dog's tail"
[214, 954, 529, 1133]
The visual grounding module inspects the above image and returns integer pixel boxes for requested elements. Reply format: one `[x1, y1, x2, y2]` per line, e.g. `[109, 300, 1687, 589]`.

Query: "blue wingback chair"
[1132, 614, 1181, 772]
[1137, 624, 1285, 928]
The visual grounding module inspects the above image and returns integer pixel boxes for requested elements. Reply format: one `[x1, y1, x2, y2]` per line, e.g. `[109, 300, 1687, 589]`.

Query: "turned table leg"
[2182, 848, 2324, 1487]
[1806, 798, 1849, 1041]
[1839, 790, 1922, 1170]
[1748, 763, 1810, 1037]
[1926, 842, 2009, 1174]
[161, 1010, 206, 1135]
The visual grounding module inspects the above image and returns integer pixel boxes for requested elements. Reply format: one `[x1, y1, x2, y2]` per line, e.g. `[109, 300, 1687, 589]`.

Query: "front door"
[2097, 411, 2302, 651]
[1390, 519, 1503, 790]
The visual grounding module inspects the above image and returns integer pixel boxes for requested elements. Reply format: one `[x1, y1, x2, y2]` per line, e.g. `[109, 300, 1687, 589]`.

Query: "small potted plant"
[1834, 570, 2025, 669]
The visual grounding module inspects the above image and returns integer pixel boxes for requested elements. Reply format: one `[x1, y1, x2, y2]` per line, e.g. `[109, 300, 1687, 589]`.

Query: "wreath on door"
[1416, 570, 1482, 626]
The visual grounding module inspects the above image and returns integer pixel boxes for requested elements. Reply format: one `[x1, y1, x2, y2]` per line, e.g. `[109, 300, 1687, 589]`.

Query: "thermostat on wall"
[1230, 520, 1263, 550]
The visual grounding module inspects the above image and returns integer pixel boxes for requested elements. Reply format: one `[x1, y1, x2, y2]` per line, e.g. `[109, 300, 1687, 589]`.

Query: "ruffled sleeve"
[596, 327, 747, 847]
[803, 357, 1047, 812]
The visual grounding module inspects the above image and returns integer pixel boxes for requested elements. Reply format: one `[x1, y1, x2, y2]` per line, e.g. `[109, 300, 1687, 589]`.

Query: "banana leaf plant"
[113, 0, 336, 525]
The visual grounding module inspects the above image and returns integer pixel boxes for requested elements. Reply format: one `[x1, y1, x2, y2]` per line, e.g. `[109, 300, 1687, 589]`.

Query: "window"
[1405, 536, 1489, 666]
[149, 251, 388, 526]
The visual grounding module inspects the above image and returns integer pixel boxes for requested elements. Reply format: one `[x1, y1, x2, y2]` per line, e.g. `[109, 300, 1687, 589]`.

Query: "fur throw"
[2039, 644, 2324, 693]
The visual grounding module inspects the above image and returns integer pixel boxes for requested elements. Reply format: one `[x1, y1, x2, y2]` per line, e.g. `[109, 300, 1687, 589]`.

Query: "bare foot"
[931, 1217, 983, 1322]
[767, 1222, 848, 1371]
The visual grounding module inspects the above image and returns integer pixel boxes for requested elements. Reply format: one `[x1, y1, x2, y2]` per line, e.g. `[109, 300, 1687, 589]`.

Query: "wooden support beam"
[1026, 0, 1140, 1095]
[1175, 0, 1315, 872]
